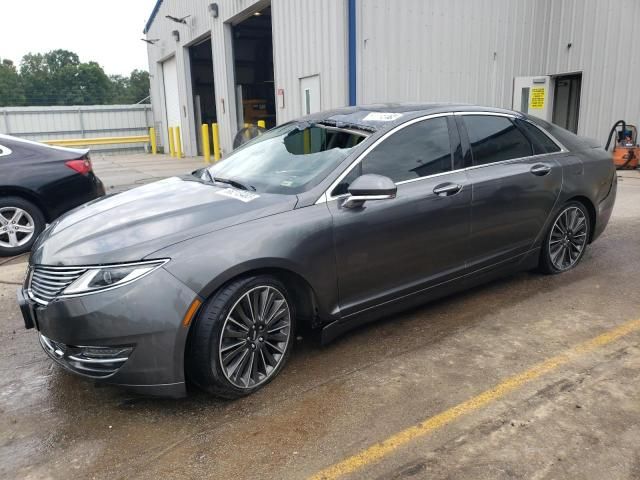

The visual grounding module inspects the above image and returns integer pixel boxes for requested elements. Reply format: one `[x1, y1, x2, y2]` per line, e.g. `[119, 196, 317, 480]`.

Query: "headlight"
[62, 259, 168, 296]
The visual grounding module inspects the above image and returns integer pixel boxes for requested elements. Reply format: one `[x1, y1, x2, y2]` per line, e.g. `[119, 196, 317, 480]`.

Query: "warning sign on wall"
[530, 88, 545, 109]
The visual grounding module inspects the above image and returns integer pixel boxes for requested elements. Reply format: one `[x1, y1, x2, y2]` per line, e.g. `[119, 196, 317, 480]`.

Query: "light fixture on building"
[166, 14, 190, 25]
[253, 11, 262, 16]
[172, 30, 180, 42]
[208, 3, 219, 18]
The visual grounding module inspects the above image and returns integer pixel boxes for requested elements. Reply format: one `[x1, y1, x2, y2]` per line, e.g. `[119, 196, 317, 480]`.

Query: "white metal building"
[144, 0, 640, 156]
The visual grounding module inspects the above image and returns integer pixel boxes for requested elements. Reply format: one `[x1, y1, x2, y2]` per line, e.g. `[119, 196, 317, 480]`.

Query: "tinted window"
[516, 119, 561, 154]
[361, 117, 452, 183]
[464, 115, 533, 165]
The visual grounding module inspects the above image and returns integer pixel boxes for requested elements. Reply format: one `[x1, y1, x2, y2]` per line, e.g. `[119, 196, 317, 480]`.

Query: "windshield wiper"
[213, 177, 255, 191]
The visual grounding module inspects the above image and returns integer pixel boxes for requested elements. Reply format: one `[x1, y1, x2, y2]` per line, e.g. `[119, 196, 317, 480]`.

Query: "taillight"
[65, 158, 92, 175]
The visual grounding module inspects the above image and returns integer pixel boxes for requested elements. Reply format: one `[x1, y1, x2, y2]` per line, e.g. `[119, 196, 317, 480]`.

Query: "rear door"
[458, 113, 563, 272]
[327, 115, 471, 316]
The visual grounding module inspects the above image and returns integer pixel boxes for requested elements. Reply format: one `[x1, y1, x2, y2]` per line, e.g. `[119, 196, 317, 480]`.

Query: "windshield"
[207, 123, 368, 194]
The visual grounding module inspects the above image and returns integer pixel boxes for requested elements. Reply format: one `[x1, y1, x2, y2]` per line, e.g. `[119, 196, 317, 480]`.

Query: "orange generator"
[605, 120, 640, 170]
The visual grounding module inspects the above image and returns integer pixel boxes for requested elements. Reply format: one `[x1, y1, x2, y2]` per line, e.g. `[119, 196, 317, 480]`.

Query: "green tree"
[0, 59, 25, 106]
[15, 49, 149, 106]
[19, 53, 50, 105]
[127, 69, 150, 103]
[109, 74, 130, 104]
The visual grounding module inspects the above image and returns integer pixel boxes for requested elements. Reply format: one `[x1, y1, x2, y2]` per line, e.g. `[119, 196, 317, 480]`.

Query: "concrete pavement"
[91, 152, 207, 193]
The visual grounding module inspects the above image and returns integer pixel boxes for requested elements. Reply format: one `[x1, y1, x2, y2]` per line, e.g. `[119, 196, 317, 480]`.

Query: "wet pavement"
[91, 153, 206, 193]
[1, 170, 639, 480]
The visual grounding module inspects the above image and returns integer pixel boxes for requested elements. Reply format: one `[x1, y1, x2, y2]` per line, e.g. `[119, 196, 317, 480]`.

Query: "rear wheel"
[187, 275, 295, 398]
[0, 197, 45, 257]
[539, 201, 590, 274]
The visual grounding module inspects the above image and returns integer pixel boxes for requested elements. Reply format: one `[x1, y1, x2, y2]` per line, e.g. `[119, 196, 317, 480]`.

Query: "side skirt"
[320, 247, 540, 344]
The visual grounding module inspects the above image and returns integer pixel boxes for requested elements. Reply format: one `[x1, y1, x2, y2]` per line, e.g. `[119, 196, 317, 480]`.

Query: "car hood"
[31, 176, 297, 266]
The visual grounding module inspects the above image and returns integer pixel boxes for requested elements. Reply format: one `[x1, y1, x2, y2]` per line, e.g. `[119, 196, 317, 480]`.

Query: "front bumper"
[19, 266, 199, 398]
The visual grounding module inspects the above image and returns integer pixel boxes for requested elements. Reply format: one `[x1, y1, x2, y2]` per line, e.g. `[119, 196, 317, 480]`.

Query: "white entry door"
[162, 56, 182, 145]
[512, 76, 552, 122]
[300, 75, 321, 116]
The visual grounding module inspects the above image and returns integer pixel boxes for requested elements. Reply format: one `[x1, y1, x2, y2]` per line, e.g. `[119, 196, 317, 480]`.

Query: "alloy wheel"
[548, 206, 588, 271]
[218, 285, 292, 389]
[0, 207, 36, 249]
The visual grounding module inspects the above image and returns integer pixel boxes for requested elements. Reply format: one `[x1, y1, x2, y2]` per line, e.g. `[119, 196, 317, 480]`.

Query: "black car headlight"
[62, 259, 169, 296]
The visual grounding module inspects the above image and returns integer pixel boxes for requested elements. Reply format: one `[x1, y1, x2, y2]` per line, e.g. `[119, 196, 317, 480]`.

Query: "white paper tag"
[216, 188, 260, 203]
[363, 112, 403, 122]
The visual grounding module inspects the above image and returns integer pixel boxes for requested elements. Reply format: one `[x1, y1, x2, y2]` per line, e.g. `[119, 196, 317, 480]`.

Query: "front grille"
[39, 334, 133, 378]
[27, 266, 87, 305]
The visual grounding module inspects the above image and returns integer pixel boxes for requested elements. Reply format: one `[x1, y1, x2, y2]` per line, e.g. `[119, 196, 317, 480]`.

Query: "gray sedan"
[17, 104, 616, 398]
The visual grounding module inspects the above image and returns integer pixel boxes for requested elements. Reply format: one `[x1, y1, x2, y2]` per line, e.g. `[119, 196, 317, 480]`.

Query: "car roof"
[302, 103, 523, 133]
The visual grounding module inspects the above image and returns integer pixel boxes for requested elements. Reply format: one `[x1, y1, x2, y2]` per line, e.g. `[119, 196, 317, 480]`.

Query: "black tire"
[187, 275, 296, 399]
[0, 196, 46, 257]
[539, 201, 591, 274]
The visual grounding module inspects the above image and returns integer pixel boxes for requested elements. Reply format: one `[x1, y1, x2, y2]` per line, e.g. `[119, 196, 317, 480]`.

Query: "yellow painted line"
[309, 317, 640, 480]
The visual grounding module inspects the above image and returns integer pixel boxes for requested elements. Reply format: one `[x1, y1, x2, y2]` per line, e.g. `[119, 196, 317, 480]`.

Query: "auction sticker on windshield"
[363, 112, 403, 122]
[216, 188, 260, 203]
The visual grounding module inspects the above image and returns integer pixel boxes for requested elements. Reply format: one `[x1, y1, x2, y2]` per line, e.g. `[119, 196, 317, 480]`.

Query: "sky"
[0, 0, 158, 76]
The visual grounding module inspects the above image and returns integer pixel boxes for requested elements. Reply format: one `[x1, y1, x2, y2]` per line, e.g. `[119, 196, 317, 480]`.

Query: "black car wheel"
[0, 196, 45, 257]
[540, 201, 590, 274]
[187, 275, 295, 398]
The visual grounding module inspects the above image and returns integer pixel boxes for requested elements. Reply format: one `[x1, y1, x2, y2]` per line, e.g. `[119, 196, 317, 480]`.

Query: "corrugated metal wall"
[146, 0, 640, 154]
[272, 0, 348, 123]
[0, 105, 152, 153]
[356, 0, 640, 142]
[145, 0, 348, 156]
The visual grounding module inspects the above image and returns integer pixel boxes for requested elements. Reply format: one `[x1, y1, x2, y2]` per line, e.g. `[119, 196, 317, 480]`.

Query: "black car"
[0, 134, 105, 256]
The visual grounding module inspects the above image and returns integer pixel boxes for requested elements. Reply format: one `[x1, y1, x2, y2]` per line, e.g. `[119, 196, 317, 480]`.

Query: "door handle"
[530, 164, 552, 176]
[433, 182, 462, 196]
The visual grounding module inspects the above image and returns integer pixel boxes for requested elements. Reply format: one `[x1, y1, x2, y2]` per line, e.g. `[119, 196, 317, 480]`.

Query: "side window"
[515, 119, 561, 154]
[463, 115, 533, 165]
[361, 117, 452, 183]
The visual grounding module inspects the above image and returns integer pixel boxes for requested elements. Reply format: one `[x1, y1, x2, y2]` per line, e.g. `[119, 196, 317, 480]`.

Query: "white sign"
[215, 188, 260, 203]
[363, 112, 403, 122]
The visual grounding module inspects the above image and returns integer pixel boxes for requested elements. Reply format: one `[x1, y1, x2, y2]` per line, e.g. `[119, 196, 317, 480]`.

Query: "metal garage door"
[162, 56, 181, 145]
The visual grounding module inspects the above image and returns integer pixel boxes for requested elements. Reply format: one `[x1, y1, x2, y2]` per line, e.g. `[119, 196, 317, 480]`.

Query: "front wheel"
[187, 275, 295, 399]
[539, 201, 591, 274]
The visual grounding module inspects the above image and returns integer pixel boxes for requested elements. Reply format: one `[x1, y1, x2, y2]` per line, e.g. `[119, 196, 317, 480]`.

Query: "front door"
[300, 75, 321, 116]
[327, 115, 471, 316]
[513, 76, 552, 122]
[458, 113, 563, 271]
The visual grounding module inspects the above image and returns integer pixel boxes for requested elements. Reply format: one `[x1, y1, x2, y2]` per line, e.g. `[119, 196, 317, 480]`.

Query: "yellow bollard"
[303, 128, 311, 154]
[201, 124, 211, 163]
[174, 126, 183, 158]
[168, 127, 176, 157]
[212, 123, 221, 162]
[149, 127, 157, 154]
[257, 120, 266, 129]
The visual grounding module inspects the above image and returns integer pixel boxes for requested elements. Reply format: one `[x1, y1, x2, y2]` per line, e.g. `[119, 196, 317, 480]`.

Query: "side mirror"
[343, 174, 397, 209]
[192, 167, 213, 182]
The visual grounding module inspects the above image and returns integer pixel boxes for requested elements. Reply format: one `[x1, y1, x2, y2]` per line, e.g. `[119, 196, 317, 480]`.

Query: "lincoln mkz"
[17, 104, 616, 398]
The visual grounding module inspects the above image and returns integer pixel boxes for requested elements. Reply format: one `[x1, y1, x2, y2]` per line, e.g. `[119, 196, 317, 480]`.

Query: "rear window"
[463, 115, 533, 165]
[516, 119, 561, 154]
